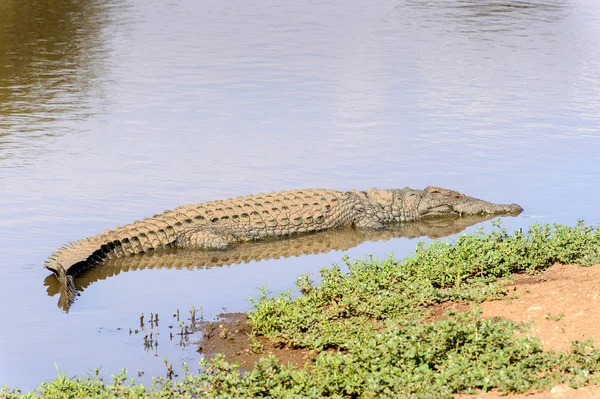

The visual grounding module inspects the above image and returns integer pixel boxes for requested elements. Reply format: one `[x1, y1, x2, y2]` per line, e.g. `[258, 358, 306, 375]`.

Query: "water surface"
[1, 0, 599, 389]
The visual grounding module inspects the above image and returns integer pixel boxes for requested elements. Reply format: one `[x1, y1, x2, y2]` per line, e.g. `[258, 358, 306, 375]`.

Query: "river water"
[1, 0, 599, 390]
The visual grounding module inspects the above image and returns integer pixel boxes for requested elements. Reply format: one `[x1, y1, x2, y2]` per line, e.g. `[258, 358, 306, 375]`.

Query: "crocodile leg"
[354, 219, 385, 229]
[175, 226, 242, 250]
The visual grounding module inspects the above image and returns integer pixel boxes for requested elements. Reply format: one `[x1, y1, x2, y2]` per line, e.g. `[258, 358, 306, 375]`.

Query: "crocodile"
[44, 213, 513, 311]
[44, 186, 523, 301]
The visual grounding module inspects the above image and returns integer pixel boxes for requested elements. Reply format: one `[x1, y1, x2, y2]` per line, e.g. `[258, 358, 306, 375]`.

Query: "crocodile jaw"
[417, 186, 523, 218]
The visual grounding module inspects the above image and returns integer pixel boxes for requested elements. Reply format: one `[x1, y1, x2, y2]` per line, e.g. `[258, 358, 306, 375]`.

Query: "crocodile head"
[417, 186, 523, 218]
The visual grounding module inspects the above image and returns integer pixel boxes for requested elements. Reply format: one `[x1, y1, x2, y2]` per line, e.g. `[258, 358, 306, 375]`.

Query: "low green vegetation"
[249, 220, 600, 349]
[4, 221, 600, 398]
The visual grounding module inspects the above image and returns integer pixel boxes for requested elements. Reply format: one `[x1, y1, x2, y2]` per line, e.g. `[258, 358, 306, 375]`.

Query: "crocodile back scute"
[183, 189, 353, 239]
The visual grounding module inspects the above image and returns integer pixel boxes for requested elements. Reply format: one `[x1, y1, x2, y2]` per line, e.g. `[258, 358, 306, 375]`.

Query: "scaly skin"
[44, 186, 523, 298]
[45, 213, 515, 311]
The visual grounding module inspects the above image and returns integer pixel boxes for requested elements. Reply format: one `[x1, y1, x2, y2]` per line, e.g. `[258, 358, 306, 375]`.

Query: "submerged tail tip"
[53, 262, 77, 305]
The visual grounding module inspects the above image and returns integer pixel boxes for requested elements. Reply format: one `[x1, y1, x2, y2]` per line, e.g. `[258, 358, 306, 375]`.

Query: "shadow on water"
[44, 214, 505, 312]
[405, 0, 564, 15]
[0, 0, 115, 164]
[403, 0, 566, 33]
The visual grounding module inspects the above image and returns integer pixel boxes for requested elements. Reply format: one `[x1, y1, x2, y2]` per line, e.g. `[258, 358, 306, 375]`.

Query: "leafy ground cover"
[3, 221, 600, 398]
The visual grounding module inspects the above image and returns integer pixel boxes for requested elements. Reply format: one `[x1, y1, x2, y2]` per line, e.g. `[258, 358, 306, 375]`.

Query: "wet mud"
[194, 313, 318, 371]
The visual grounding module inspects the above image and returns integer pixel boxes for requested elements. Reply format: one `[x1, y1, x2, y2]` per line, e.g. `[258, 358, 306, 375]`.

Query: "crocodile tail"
[55, 262, 76, 308]
[44, 239, 103, 309]
[44, 215, 185, 279]
[44, 235, 107, 277]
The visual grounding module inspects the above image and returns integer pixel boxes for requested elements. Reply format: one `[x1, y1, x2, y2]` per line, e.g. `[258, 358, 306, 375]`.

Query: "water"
[1, 0, 599, 389]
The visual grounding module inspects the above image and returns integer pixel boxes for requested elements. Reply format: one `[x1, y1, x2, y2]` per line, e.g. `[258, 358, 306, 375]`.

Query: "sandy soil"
[197, 263, 600, 398]
[456, 263, 600, 398]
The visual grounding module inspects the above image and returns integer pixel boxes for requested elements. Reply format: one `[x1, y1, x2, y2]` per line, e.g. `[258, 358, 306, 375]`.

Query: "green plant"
[5, 221, 600, 398]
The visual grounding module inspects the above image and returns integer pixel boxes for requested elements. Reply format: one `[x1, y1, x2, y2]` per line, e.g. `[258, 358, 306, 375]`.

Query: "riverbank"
[3, 221, 600, 398]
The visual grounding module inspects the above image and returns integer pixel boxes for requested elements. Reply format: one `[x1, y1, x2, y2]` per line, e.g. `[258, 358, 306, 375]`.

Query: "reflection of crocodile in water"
[46, 214, 510, 311]
[44, 186, 522, 309]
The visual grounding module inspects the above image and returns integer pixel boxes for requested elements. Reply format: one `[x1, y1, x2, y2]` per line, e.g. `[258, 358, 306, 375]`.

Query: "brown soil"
[197, 263, 600, 398]
[195, 313, 318, 370]
[456, 263, 600, 399]
[480, 263, 600, 352]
